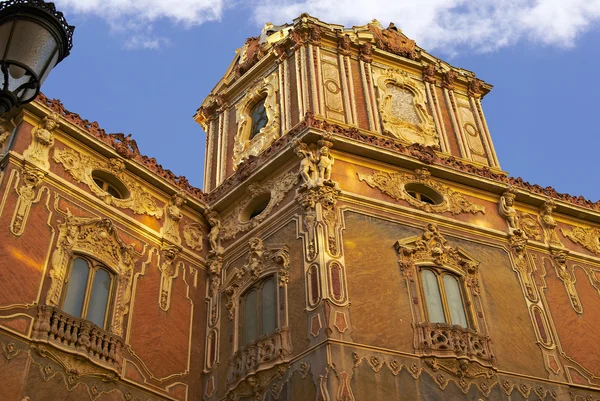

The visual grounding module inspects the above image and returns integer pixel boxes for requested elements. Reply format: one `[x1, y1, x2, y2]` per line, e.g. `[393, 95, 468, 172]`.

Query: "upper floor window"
[239, 276, 276, 347]
[420, 267, 469, 327]
[91, 170, 129, 199]
[62, 256, 114, 329]
[249, 97, 268, 140]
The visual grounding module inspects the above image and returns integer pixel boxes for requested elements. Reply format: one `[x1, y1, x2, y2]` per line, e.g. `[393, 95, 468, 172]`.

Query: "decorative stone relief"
[358, 168, 485, 215]
[183, 223, 203, 251]
[158, 246, 180, 311]
[10, 167, 46, 236]
[508, 232, 538, 303]
[320, 52, 345, 122]
[550, 250, 583, 314]
[205, 209, 223, 256]
[518, 212, 542, 241]
[53, 148, 163, 218]
[499, 187, 520, 235]
[374, 69, 438, 148]
[45, 211, 136, 337]
[395, 224, 493, 365]
[293, 138, 335, 188]
[561, 225, 600, 255]
[540, 199, 562, 247]
[457, 99, 489, 166]
[0, 117, 14, 150]
[220, 171, 298, 240]
[233, 71, 280, 169]
[23, 112, 60, 169]
[223, 238, 290, 320]
[162, 191, 186, 245]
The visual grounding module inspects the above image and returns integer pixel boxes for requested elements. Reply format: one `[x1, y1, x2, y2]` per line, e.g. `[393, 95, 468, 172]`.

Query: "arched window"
[62, 256, 114, 329]
[239, 276, 277, 347]
[249, 97, 268, 140]
[420, 267, 469, 328]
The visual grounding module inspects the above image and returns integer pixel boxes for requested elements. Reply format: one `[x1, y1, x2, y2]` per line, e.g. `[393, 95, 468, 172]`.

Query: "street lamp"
[0, 0, 74, 114]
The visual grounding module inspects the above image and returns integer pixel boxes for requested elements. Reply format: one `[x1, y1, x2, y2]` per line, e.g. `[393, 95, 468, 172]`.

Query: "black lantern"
[0, 0, 74, 114]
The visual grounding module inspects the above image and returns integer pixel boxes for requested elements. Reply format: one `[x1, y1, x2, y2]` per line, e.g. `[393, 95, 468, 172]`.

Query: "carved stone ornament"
[158, 246, 180, 311]
[374, 69, 439, 148]
[11, 167, 46, 236]
[395, 224, 494, 365]
[518, 212, 541, 241]
[183, 223, 203, 251]
[561, 225, 600, 255]
[205, 209, 223, 256]
[0, 117, 14, 149]
[162, 191, 186, 245]
[223, 238, 290, 321]
[368, 22, 417, 60]
[45, 211, 136, 337]
[540, 198, 562, 247]
[293, 137, 335, 188]
[220, 171, 298, 240]
[498, 187, 520, 235]
[508, 231, 538, 303]
[23, 112, 60, 169]
[550, 249, 583, 314]
[53, 148, 162, 218]
[358, 168, 485, 215]
[233, 71, 280, 169]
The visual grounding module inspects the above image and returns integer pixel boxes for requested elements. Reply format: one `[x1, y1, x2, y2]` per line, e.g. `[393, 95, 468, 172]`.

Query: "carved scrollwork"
[561, 225, 600, 255]
[45, 211, 136, 337]
[223, 238, 290, 321]
[508, 231, 538, 302]
[183, 223, 203, 251]
[10, 167, 46, 236]
[158, 246, 180, 311]
[358, 168, 485, 215]
[374, 68, 438, 148]
[220, 171, 298, 240]
[233, 71, 280, 169]
[550, 250, 583, 314]
[53, 148, 162, 218]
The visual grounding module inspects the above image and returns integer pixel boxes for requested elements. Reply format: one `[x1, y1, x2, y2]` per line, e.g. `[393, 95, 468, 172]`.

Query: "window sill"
[31, 305, 123, 372]
[416, 322, 495, 364]
[227, 327, 292, 386]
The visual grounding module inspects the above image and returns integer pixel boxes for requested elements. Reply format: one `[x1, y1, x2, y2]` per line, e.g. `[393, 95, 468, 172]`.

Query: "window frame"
[417, 265, 473, 329]
[248, 96, 268, 140]
[60, 255, 116, 330]
[238, 275, 279, 348]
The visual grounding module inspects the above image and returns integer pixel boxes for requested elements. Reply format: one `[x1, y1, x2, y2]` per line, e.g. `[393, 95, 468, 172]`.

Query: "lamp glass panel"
[6, 19, 57, 76]
[63, 258, 89, 318]
[88, 268, 111, 328]
[0, 21, 13, 58]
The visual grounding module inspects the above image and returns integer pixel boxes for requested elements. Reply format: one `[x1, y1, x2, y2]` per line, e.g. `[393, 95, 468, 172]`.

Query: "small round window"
[405, 183, 443, 205]
[241, 192, 271, 222]
[92, 170, 130, 200]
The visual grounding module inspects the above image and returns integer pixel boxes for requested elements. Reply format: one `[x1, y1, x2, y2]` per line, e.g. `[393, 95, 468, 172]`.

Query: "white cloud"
[55, 0, 600, 52]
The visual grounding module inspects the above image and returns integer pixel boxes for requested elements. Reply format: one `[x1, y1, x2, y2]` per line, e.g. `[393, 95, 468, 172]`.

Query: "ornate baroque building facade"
[1, 14, 599, 401]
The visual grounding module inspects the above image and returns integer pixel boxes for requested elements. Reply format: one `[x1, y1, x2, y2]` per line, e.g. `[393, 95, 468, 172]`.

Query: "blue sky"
[42, 1, 600, 201]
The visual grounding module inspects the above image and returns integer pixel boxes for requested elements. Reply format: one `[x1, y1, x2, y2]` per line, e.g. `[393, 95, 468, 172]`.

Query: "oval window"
[241, 192, 271, 222]
[91, 170, 130, 200]
[405, 183, 443, 205]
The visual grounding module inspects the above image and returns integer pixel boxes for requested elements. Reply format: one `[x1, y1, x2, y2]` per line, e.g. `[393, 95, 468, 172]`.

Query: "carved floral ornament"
[358, 167, 485, 215]
[53, 147, 162, 218]
[46, 211, 136, 337]
[374, 68, 439, 149]
[233, 71, 280, 169]
[220, 170, 299, 240]
[561, 225, 600, 255]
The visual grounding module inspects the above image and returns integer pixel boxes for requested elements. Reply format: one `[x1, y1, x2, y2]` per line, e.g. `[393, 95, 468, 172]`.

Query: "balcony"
[31, 305, 123, 371]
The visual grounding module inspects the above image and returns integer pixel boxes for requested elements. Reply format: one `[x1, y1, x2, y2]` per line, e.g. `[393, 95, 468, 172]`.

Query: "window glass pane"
[422, 269, 445, 323]
[250, 99, 268, 139]
[244, 289, 258, 345]
[443, 274, 468, 327]
[87, 268, 111, 328]
[261, 278, 276, 336]
[63, 258, 89, 318]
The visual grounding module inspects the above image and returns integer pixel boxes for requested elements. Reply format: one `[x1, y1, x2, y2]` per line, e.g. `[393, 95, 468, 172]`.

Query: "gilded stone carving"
[540, 198, 562, 247]
[374, 68, 438, 148]
[233, 71, 280, 169]
[518, 212, 541, 241]
[162, 191, 186, 245]
[53, 148, 163, 218]
[205, 209, 223, 256]
[293, 138, 335, 188]
[358, 168, 485, 215]
[561, 225, 600, 255]
[369, 22, 417, 60]
[158, 246, 180, 311]
[0, 117, 14, 149]
[424, 357, 496, 394]
[183, 223, 203, 251]
[320, 53, 345, 122]
[220, 171, 298, 240]
[10, 167, 46, 236]
[23, 112, 60, 170]
[550, 250, 583, 314]
[508, 231, 538, 302]
[45, 211, 136, 337]
[499, 187, 520, 234]
[223, 238, 290, 321]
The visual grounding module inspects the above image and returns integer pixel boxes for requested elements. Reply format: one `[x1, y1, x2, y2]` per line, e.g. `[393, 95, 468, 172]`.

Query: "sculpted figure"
[317, 146, 334, 182]
[540, 198, 557, 229]
[206, 210, 222, 255]
[294, 140, 317, 186]
[499, 188, 519, 234]
[163, 191, 186, 244]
